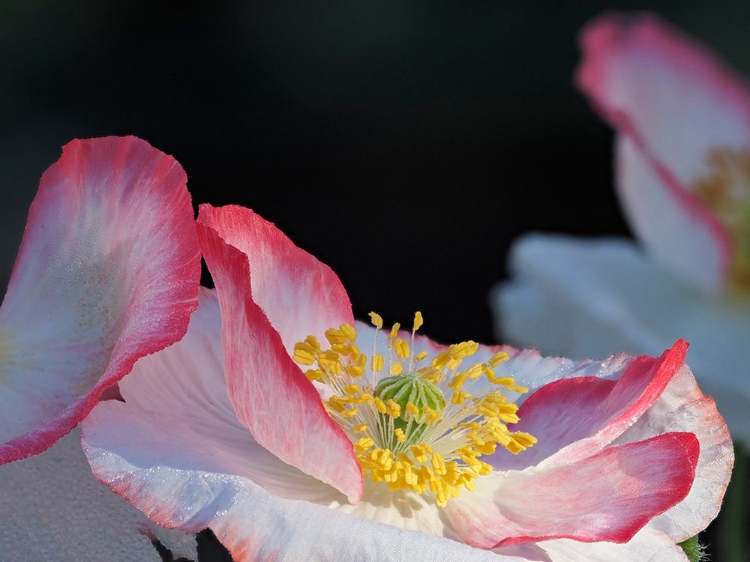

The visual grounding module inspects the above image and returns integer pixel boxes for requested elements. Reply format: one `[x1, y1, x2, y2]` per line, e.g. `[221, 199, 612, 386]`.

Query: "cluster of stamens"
[693, 147, 750, 291]
[293, 312, 536, 507]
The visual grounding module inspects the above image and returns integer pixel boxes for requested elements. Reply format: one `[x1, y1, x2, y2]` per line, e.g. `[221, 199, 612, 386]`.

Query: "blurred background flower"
[493, 9, 750, 562]
[1, 1, 749, 561]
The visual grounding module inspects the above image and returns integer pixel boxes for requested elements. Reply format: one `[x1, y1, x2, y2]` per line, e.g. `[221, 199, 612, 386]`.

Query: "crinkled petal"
[0, 136, 200, 463]
[82, 404, 528, 562]
[445, 433, 698, 549]
[197, 209, 363, 502]
[492, 233, 750, 445]
[492, 340, 685, 471]
[533, 526, 689, 562]
[613, 362, 733, 541]
[576, 14, 750, 292]
[197, 203, 354, 353]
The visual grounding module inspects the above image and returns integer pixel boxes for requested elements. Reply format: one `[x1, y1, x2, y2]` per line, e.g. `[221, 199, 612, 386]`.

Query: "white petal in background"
[492, 233, 750, 446]
[0, 428, 161, 562]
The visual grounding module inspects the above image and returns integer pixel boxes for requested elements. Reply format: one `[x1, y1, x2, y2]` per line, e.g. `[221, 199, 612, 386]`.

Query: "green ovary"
[374, 372, 445, 448]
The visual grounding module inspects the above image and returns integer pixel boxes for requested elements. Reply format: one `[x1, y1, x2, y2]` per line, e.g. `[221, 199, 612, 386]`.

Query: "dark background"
[2, 2, 748, 560]
[5, 0, 750, 347]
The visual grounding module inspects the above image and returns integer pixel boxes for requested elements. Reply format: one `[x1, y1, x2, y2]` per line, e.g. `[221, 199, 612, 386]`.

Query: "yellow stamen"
[393, 338, 410, 359]
[413, 311, 423, 331]
[371, 353, 385, 373]
[693, 148, 750, 292]
[369, 312, 384, 329]
[389, 323, 401, 340]
[291, 311, 535, 509]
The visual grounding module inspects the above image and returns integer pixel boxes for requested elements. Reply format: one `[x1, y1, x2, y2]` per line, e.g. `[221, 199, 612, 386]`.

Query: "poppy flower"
[494, 12, 750, 446]
[82, 204, 731, 561]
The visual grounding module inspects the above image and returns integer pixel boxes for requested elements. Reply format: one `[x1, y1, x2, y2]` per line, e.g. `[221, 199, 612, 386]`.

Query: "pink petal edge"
[197, 206, 363, 502]
[197, 203, 354, 354]
[498, 340, 689, 471]
[447, 432, 699, 549]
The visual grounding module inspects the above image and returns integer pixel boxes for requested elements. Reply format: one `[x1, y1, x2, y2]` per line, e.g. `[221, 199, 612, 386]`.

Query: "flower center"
[693, 147, 750, 292]
[293, 312, 536, 507]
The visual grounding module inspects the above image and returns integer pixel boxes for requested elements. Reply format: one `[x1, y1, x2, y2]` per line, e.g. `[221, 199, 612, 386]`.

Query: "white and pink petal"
[492, 233, 750, 445]
[197, 208, 363, 502]
[82, 401, 526, 562]
[0, 136, 200, 463]
[446, 433, 698, 549]
[197, 204, 354, 353]
[532, 527, 689, 562]
[114, 288, 342, 504]
[493, 341, 686, 471]
[612, 361, 733, 542]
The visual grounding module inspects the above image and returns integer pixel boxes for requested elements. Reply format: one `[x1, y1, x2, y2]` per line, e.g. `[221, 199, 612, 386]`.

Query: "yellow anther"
[341, 407, 360, 417]
[395, 428, 407, 442]
[493, 376, 521, 388]
[389, 323, 401, 340]
[390, 362, 403, 376]
[414, 351, 428, 362]
[371, 353, 384, 372]
[318, 350, 343, 374]
[413, 311, 423, 331]
[489, 351, 509, 367]
[332, 343, 352, 355]
[375, 448, 393, 467]
[420, 369, 440, 384]
[422, 406, 441, 424]
[292, 342, 317, 365]
[346, 364, 365, 378]
[431, 452, 447, 475]
[466, 364, 483, 379]
[374, 397, 387, 414]
[385, 399, 401, 418]
[325, 329, 347, 346]
[405, 403, 420, 416]
[393, 338, 410, 359]
[450, 341, 478, 359]
[354, 423, 369, 434]
[355, 436, 374, 453]
[369, 312, 384, 329]
[508, 432, 537, 454]
[304, 335, 322, 348]
[432, 351, 451, 369]
[345, 384, 361, 395]
[411, 444, 430, 463]
[468, 433, 487, 446]
[451, 391, 471, 405]
[304, 369, 324, 382]
[341, 323, 357, 340]
[448, 372, 469, 391]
